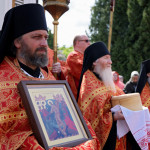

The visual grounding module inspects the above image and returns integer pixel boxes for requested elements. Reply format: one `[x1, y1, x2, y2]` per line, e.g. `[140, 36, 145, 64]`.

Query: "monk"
[77, 42, 126, 150]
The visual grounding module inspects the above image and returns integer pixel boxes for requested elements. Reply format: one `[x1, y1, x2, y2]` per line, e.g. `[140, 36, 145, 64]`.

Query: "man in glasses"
[65, 35, 90, 99]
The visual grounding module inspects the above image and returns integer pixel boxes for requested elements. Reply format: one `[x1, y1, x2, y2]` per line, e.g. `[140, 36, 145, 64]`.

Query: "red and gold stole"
[78, 70, 126, 150]
[141, 82, 150, 111]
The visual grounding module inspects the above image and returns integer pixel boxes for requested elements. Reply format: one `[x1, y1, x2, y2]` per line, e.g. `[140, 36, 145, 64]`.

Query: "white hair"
[94, 63, 116, 93]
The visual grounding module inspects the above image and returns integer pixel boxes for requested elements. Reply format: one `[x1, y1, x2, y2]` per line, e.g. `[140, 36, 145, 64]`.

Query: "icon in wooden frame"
[17, 80, 92, 149]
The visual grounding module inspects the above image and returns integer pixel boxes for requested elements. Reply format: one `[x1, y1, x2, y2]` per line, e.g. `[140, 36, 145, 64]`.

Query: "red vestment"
[139, 82, 150, 149]
[78, 70, 126, 149]
[0, 57, 100, 150]
[140, 82, 150, 111]
[65, 51, 83, 99]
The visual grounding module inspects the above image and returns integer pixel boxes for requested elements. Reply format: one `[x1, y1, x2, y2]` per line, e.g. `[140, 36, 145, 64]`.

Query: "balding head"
[73, 35, 90, 54]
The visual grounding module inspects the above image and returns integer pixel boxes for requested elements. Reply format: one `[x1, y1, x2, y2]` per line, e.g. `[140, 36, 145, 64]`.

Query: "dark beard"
[20, 46, 48, 68]
[132, 82, 137, 86]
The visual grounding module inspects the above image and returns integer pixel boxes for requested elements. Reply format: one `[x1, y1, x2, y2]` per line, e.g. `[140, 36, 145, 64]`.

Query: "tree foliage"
[47, 28, 54, 49]
[89, 0, 110, 44]
[58, 45, 73, 60]
[89, 0, 150, 82]
[58, 45, 73, 57]
[111, 0, 129, 81]
[123, 0, 143, 81]
[134, 0, 150, 63]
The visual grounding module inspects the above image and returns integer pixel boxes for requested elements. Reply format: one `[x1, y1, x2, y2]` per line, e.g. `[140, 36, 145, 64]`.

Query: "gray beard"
[20, 47, 48, 68]
[94, 64, 116, 92]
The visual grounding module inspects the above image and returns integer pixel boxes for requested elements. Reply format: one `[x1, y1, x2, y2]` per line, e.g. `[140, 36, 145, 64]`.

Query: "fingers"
[113, 111, 124, 121]
[52, 62, 61, 73]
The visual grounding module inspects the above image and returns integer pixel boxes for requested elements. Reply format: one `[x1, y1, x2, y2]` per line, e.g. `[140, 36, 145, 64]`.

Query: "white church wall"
[0, 0, 37, 29]
[0, 0, 12, 29]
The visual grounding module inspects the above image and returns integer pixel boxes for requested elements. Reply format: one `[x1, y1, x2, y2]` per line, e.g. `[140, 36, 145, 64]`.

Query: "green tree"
[89, 0, 110, 44]
[58, 45, 73, 60]
[134, 0, 150, 62]
[47, 28, 54, 49]
[111, 0, 129, 82]
[124, 0, 143, 81]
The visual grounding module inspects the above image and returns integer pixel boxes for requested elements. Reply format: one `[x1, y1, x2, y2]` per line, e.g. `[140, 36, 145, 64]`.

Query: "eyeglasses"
[78, 40, 90, 43]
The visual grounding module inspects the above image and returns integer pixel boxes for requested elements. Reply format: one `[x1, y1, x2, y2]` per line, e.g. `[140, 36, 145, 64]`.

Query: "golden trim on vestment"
[80, 87, 108, 112]
[0, 81, 18, 90]
[92, 110, 103, 130]
[0, 110, 27, 123]
[8, 131, 33, 150]
[5, 57, 54, 81]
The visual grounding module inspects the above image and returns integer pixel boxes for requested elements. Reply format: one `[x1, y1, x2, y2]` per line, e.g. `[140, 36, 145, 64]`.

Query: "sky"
[40, 0, 95, 47]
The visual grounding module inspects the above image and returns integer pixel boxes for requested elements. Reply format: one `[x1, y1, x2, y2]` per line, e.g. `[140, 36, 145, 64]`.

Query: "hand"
[52, 62, 61, 74]
[113, 110, 125, 121]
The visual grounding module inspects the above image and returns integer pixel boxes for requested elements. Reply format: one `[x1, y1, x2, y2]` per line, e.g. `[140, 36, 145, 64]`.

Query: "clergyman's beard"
[95, 64, 116, 93]
[19, 43, 48, 68]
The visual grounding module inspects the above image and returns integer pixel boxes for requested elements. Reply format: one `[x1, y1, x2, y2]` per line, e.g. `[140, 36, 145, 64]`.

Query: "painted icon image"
[35, 94, 79, 141]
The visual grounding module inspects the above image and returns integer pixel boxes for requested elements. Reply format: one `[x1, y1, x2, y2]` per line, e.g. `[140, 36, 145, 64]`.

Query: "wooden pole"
[12, 0, 15, 7]
[108, 0, 115, 52]
[53, 20, 59, 64]
[43, 0, 69, 78]
[53, 20, 59, 78]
